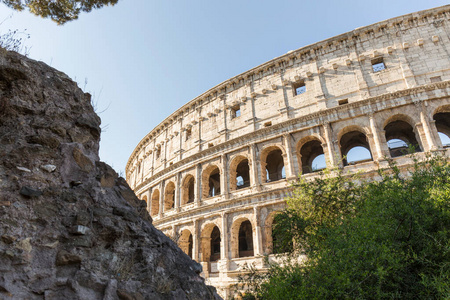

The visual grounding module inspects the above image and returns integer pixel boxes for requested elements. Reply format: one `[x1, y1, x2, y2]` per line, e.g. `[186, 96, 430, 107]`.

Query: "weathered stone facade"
[127, 5, 450, 298]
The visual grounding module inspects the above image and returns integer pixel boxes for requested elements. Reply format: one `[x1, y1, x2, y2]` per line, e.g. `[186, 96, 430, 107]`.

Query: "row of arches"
[177, 214, 288, 265]
[146, 110, 450, 217]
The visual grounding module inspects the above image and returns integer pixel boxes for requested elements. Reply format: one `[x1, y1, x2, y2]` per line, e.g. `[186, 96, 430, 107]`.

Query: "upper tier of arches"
[126, 5, 450, 187]
[141, 103, 450, 218]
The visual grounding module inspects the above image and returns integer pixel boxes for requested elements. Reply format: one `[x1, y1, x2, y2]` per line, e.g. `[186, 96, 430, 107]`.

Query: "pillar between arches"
[158, 181, 164, 217]
[283, 134, 297, 180]
[220, 154, 229, 199]
[368, 113, 384, 160]
[322, 122, 337, 167]
[254, 207, 263, 256]
[195, 164, 202, 207]
[193, 220, 199, 261]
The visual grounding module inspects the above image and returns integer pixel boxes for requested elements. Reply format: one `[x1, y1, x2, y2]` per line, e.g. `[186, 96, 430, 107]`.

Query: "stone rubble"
[0, 50, 220, 300]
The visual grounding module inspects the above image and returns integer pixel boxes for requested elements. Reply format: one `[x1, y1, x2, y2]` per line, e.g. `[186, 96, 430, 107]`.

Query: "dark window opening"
[151, 190, 160, 217]
[293, 81, 306, 96]
[264, 121, 272, 127]
[372, 57, 386, 72]
[338, 99, 349, 105]
[384, 120, 421, 157]
[185, 128, 192, 141]
[210, 226, 221, 262]
[208, 168, 221, 197]
[164, 182, 175, 210]
[340, 131, 373, 166]
[182, 176, 195, 205]
[231, 105, 241, 119]
[434, 112, 450, 148]
[156, 148, 161, 159]
[238, 220, 254, 258]
[236, 159, 250, 189]
[265, 149, 285, 182]
[300, 140, 326, 174]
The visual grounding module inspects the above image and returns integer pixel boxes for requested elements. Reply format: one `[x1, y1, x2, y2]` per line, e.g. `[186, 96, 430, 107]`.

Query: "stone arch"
[229, 155, 251, 191]
[296, 135, 327, 174]
[200, 222, 221, 262]
[433, 105, 450, 147]
[181, 174, 195, 205]
[338, 125, 373, 166]
[150, 189, 160, 217]
[164, 181, 175, 210]
[230, 217, 255, 258]
[260, 145, 286, 183]
[178, 229, 193, 258]
[263, 211, 279, 255]
[202, 164, 221, 198]
[383, 114, 422, 157]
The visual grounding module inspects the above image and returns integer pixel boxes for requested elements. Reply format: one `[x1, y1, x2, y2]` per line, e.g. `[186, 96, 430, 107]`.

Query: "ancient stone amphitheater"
[127, 5, 450, 298]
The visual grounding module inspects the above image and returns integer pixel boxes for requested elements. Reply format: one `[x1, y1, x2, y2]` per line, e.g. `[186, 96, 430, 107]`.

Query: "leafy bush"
[244, 155, 450, 299]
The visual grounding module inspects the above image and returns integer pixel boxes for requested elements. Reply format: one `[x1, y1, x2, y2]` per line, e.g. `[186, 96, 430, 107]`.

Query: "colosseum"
[126, 5, 450, 298]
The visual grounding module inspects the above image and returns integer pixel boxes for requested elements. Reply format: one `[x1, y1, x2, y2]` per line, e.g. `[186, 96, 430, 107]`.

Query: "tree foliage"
[244, 156, 450, 299]
[1, 0, 119, 24]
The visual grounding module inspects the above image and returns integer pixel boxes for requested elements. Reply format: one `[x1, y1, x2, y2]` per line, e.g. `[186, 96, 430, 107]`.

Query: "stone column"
[195, 163, 202, 206]
[368, 113, 384, 160]
[249, 144, 261, 190]
[429, 120, 444, 149]
[254, 207, 263, 256]
[313, 59, 327, 110]
[159, 181, 164, 217]
[175, 172, 181, 212]
[322, 122, 337, 167]
[283, 134, 297, 180]
[140, 157, 145, 183]
[151, 141, 156, 177]
[416, 101, 438, 151]
[219, 212, 230, 274]
[350, 45, 370, 100]
[397, 46, 417, 88]
[220, 154, 229, 199]
[193, 219, 199, 262]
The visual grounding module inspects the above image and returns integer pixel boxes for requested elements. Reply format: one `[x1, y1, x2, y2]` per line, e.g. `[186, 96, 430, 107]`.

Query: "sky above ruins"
[0, 0, 448, 175]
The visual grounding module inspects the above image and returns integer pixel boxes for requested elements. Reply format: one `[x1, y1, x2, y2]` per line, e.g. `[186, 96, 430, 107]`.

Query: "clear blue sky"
[0, 1, 447, 175]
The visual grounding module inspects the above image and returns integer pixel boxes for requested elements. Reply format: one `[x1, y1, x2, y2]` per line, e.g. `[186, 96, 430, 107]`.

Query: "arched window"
[202, 166, 221, 198]
[339, 130, 373, 166]
[238, 220, 254, 258]
[230, 156, 251, 190]
[299, 139, 326, 174]
[384, 119, 421, 157]
[434, 110, 450, 148]
[164, 181, 175, 210]
[151, 189, 160, 217]
[264, 148, 285, 182]
[181, 175, 195, 205]
[210, 226, 221, 262]
[178, 230, 193, 259]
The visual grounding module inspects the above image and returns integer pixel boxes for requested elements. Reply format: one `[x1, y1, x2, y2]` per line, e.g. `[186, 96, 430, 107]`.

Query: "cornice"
[132, 80, 450, 191]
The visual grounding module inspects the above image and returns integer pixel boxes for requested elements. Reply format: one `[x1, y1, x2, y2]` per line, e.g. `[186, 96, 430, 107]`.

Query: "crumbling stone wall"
[0, 51, 220, 300]
[127, 5, 450, 299]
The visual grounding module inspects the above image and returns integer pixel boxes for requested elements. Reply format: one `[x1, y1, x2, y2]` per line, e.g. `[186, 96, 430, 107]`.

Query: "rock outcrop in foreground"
[0, 51, 220, 300]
